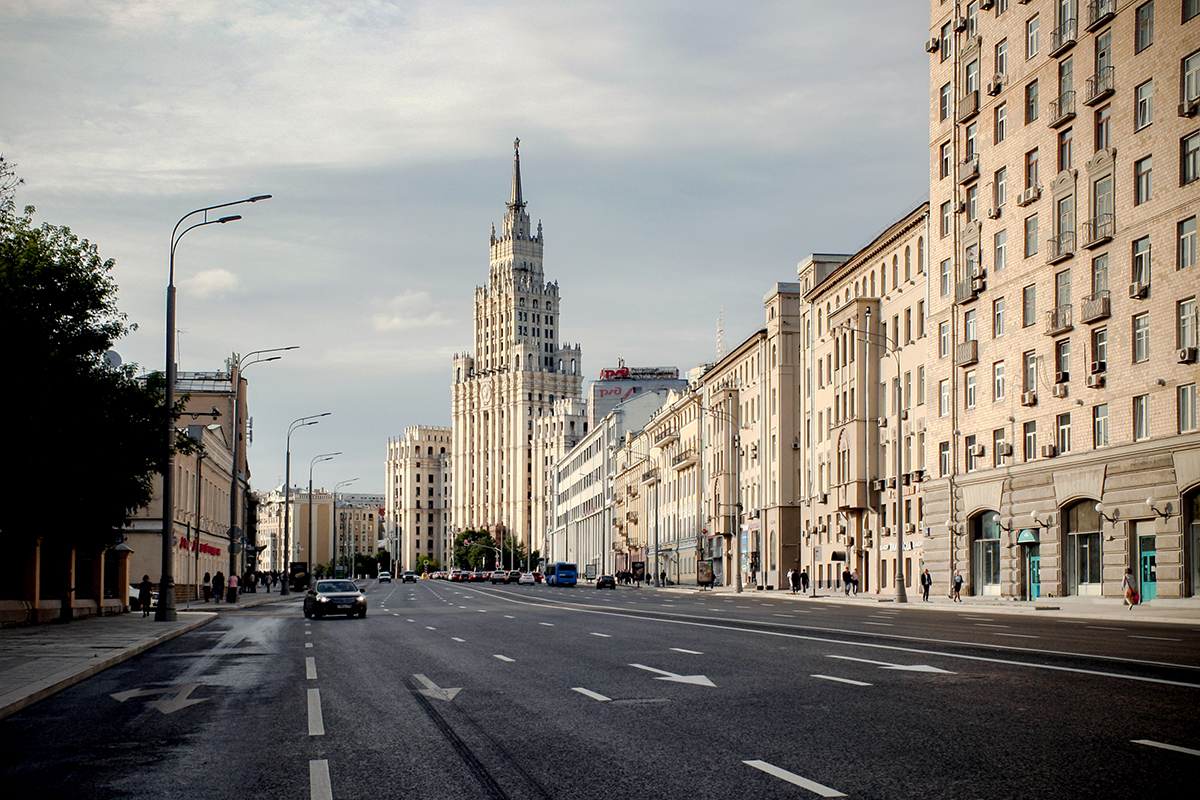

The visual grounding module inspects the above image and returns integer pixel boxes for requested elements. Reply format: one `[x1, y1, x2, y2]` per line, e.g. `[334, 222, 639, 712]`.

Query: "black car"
[596, 575, 616, 589]
[304, 580, 367, 619]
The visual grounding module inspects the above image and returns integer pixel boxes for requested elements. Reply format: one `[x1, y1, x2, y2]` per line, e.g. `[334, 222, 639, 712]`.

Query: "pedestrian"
[842, 566, 852, 596]
[800, 568, 809, 594]
[660, 570, 667, 587]
[920, 568, 932, 602]
[137, 574, 154, 617]
[213, 571, 224, 604]
[1122, 566, 1137, 609]
[202, 571, 212, 602]
[786, 568, 795, 594]
[952, 570, 964, 602]
[227, 571, 238, 602]
[851, 568, 860, 596]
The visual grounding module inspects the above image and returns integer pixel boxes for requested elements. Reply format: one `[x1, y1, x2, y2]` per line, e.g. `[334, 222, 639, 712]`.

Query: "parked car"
[402, 571, 417, 583]
[378, 571, 392, 583]
[490, 570, 509, 584]
[596, 575, 616, 589]
[303, 580, 367, 619]
[471, 570, 489, 582]
[518, 572, 536, 585]
[508, 570, 521, 583]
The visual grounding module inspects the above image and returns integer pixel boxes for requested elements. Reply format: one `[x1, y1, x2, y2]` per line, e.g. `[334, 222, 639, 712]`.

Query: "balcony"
[625, 511, 639, 522]
[1086, 0, 1116, 32]
[1081, 290, 1111, 323]
[1049, 91, 1076, 128]
[957, 90, 980, 123]
[955, 339, 979, 367]
[1081, 213, 1115, 249]
[1045, 304, 1073, 336]
[641, 468, 659, 485]
[671, 448, 698, 471]
[957, 154, 980, 185]
[653, 428, 679, 446]
[955, 279, 981, 305]
[1046, 230, 1076, 264]
[1050, 17, 1077, 57]
[1084, 66, 1115, 107]
[836, 481, 870, 511]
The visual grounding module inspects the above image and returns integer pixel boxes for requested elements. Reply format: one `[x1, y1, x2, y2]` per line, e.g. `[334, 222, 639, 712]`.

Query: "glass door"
[1139, 535, 1157, 602]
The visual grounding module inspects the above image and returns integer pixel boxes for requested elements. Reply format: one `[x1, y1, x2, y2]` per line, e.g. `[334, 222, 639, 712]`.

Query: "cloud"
[372, 289, 452, 332]
[184, 268, 239, 298]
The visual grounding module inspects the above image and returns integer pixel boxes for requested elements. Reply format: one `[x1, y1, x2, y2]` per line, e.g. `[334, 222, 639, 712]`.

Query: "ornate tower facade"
[452, 140, 584, 556]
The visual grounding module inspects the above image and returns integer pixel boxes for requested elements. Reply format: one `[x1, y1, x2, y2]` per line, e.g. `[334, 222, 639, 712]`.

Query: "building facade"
[385, 426, 452, 572]
[925, 0, 1200, 600]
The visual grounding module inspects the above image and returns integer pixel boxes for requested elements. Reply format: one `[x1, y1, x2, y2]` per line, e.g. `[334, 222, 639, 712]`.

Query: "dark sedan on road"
[304, 580, 367, 619]
[596, 575, 616, 589]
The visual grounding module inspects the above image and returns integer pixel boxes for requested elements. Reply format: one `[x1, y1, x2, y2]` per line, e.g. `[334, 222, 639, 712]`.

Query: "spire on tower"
[509, 137, 525, 210]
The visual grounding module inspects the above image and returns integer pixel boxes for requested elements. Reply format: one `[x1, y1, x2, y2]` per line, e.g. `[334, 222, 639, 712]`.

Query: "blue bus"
[544, 562, 577, 587]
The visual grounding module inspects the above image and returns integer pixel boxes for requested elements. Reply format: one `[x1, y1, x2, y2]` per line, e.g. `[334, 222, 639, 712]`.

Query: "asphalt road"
[2, 581, 1198, 799]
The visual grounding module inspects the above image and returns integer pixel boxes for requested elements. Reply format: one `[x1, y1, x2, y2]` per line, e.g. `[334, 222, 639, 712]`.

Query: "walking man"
[952, 570, 964, 602]
[800, 568, 809, 594]
[920, 568, 932, 601]
[842, 566, 852, 596]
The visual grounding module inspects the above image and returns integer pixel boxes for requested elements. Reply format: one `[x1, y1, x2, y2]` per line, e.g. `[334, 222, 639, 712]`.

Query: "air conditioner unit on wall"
[872, 479, 886, 491]
[1178, 347, 1199, 364]
[905, 523, 917, 534]
[953, 17, 968, 32]
[1090, 360, 1107, 374]
[980, 0, 995, 10]
[1085, 374, 1105, 388]
[986, 78, 1003, 97]
[1052, 384, 1068, 398]
[1179, 98, 1200, 117]
[986, 205, 1002, 219]
[1040, 444, 1058, 458]
[968, 444, 985, 457]
[1129, 281, 1149, 299]
[997, 443, 1013, 457]
[1021, 391, 1037, 406]
[925, 38, 941, 53]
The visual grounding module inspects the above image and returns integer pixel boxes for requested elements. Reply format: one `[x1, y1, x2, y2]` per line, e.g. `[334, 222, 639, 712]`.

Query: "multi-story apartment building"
[452, 140, 584, 554]
[385, 426, 451, 572]
[333, 494, 384, 570]
[926, 0, 1200, 600]
[534, 397, 587, 564]
[802, 205, 931, 595]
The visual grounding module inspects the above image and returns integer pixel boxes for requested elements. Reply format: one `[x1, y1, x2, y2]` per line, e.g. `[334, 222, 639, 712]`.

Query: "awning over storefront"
[1016, 529, 1039, 544]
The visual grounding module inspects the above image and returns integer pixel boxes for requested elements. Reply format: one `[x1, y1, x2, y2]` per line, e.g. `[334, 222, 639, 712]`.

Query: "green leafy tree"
[1, 175, 186, 553]
[415, 554, 440, 573]
[375, 548, 391, 572]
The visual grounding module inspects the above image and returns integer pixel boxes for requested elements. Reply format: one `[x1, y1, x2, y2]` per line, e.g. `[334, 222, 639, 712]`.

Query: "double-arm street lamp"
[282, 413, 329, 595]
[158, 194, 271, 621]
[332, 478, 359, 574]
[308, 452, 341, 585]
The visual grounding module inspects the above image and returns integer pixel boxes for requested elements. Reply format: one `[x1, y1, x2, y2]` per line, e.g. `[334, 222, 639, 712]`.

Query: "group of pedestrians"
[840, 567, 861, 595]
[785, 568, 810, 594]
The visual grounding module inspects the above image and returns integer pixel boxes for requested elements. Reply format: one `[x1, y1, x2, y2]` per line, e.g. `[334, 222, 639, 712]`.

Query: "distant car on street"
[402, 571, 417, 583]
[518, 572, 536, 585]
[490, 570, 509, 584]
[304, 580, 367, 619]
[378, 571, 392, 583]
[595, 575, 616, 589]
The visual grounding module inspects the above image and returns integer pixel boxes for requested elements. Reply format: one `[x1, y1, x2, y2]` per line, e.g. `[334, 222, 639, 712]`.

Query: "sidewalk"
[0, 591, 293, 721]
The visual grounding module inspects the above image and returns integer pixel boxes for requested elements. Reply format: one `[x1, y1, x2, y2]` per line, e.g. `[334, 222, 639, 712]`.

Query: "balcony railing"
[1082, 213, 1115, 248]
[957, 90, 980, 123]
[1086, 0, 1116, 32]
[1050, 17, 1077, 57]
[1049, 91, 1076, 128]
[1045, 304, 1073, 336]
[1081, 290, 1111, 323]
[955, 339, 979, 367]
[957, 154, 980, 185]
[671, 448, 698, 470]
[955, 279, 980, 304]
[641, 468, 659, 484]
[1047, 230, 1076, 264]
[653, 428, 679, 445]
[1084, 66, 1115, 106]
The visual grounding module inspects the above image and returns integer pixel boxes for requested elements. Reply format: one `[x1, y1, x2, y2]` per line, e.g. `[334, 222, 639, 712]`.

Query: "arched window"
[917, 236, 925, 273]
[892, 255, 899, 288]
[904, 246, 912, 282]
[1064, 500, 1102, 595]
[870, 271, 876, 296]
[971, 510, 1002, 595]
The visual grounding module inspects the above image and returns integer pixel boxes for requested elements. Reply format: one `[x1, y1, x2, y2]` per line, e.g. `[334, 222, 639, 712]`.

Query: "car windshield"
[316, 581, 359, 593]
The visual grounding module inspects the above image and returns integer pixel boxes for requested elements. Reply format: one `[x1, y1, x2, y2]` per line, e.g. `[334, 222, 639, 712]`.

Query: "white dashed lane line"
[306, 657, 317, 680]
[307, 688, 325, 736]
[670, 648, 703, 655]
[811, 674, 873, 687]
[451, 637, 466, 643]
[494, 654, 515, 662]
[572, 687, 611, 702]
[590, 632, 612, 637]
[310, 760, 333, 800]
[743, 760, 845, 797]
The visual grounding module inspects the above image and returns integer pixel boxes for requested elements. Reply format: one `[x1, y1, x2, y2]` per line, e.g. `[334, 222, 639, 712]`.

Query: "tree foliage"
[0, 174, 170, 552]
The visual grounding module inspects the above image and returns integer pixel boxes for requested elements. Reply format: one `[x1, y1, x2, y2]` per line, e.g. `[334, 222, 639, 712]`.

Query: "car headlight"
[317, 597, 330, 603]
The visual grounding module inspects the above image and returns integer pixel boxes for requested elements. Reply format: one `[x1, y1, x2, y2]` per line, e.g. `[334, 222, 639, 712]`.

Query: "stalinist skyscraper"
[452, 140, 583, 554]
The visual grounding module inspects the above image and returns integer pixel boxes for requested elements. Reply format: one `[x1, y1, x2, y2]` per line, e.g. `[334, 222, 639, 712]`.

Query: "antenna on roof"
[716, 308, 728, 360]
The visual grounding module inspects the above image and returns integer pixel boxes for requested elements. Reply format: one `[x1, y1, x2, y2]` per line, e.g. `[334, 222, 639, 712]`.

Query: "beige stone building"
[452, 141, 584, 553]
[385, 426, 451, 572]
[925, 0, 1200, 600]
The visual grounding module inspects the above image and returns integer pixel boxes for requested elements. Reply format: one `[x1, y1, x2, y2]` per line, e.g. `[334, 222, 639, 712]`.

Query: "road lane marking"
[540, 622, 555, 627]
[743, 760, 846, 797]
[1087, 626, 1125, 631]
[494, 654, 515, 662]
[307, 689, 325, 736]
[305, 643, 313, 648]
[1130, 635, 1182, 642]
[479, 610, 488, 613]
[426, 626, 437, 630]
[451, 637, 466, 643]
[310, 759, 332, 800]
[407, 619, 415, 622]
[1132, 740, 1200, 757]
[591, 632, 612, 637]
[670, 648, 703, 654]
[995, 633, 1040, 639]
[811, 674, 873, 687]
[975, 624, 1011, 628]
[504, 615, 515, 619]
[306, 657, 317, 680]
[629, 663, 715, 686]
[572, 687, 611, 702]
[862, 622, 893, 626]
[827, 655, 955, 674]
[414, 674, 461, 702]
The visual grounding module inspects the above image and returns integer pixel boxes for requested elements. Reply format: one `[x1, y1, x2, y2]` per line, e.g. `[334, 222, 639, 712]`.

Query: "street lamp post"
[705, 396, 746, 593]
[158, 194, 271, 621]
[307, 452, 341, 585]
[282, 413, 329, 595]
[226, 347, 296, 587]
[332, 478, 358, 577]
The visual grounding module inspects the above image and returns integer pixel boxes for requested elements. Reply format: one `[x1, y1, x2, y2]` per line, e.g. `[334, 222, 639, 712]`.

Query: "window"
[965, 434, 980, 472]
[1133, 313, 1150, 362]
[1092, 253, 1108, 293]
[940, 202, 952, 238]
[965, 371, 977, 409]
[996, 39, 1008, 77]
[966, 59, 981, 96]
[1184, 133, 1200, 185]
[1023, 421, 1037, 462]
[1026, 80, 1040, 123]
[994, 361, 1006, 401]
[1095, 105, 1111, 150]
[967, 185, 979, 222]
[939, 442, 951, 477]
[966, 1, 979, 36]
[1025, 148, 1039, 189]
[994, 168, 1007, 209]
[1133, 394, 1150, 440]
[1093, 404, 1109, 447]
[1057, 412, 1072, 454]
[1135, 156, 1153, 204]
[918, 300, 926, 338]
[941, 21, 953, 62]
[1025, 214, 1039, 257]
[993, 429, 1006, 467]
[964, 309, 978, 342]
[940, 83, 952, 121]
[1092, 327, 1108, 369]
[1027, 15, 1040, 59]
[1132, 236, 1151, 284]
[940, 321, 950, 357]
[918, 365, 926, 405]
[995, 104, 1007, 144]
[994, 298, 1006, 337]
[1185, 51, 1200, 103]
[1181, 384, 1198, 433]
[1181, 217, 1198, 269]
[1186, 0, 1199, 23]
[1056, 338, 1071, 379]
[1023, 285, 1037, 326]
[1058, 127, 1073, 171]
[1023, 350, 1038, 390]
[939, 379, 950, 417]
[940, 141, 952, 179]
[1092, 175, 1113, 229]
[1136, 80, 1154, 129]
[1135, 2, 1154, 54]
[1180, 298, 1198, 347]
[940, 258, 952, 296]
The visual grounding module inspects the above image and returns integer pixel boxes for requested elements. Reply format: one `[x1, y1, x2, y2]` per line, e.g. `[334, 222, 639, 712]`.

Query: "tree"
[375, 548, 391, 573]
[0, 176, 180, 553]
[415, 554, 440, 573]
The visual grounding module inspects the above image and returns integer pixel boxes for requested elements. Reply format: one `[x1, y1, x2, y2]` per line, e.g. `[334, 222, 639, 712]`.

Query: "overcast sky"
[2, 0, 929, 494]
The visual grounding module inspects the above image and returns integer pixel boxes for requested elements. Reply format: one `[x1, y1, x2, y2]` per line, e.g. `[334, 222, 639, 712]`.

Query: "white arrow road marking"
[1132, 740, 1200, 757]
[670, 648, 703, 655]
[827, 655, 956, 674]
[572, 687, 611, 702]
[811, 674, 873, 686]
[628, 663, 716, 687]
[451, 637, 466, 643]
[306, 657, 317, 680]
[310, 759, 332, 800]
[743, 760, 846, 797]
[414, 673, 461, 702]
[110, 684, 208, 715]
